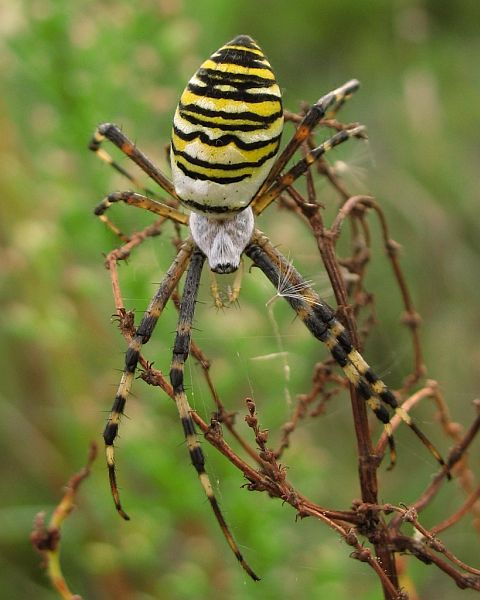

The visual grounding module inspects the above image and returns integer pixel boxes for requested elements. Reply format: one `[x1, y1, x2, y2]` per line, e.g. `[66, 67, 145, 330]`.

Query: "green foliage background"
[1, 1, 479, 599]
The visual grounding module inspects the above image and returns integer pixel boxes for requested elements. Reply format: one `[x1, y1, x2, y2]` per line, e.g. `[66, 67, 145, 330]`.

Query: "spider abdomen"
[171, 35, 283, 216]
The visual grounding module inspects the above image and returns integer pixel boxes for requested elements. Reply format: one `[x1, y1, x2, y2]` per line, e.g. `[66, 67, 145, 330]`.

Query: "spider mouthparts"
[212, 262, 236, 275]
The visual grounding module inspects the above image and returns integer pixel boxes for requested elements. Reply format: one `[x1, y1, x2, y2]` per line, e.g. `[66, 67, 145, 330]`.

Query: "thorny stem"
[286, 184, 398, 595]
[93, 106, 480, 599]
[330, 194, 426, 389]
[31, 444, 97, 600]
[388, 404, 480, 541]
[431, 485, 480, 536]
[107, 242, 407, 593]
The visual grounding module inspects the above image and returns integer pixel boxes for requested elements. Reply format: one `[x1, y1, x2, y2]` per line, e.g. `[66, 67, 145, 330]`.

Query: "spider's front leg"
[88, 123, 188, 239]
[103, 239, 194, 519]
[94, 190, 188, 238]
[89, 122, 178, 199]
[251, 123, 367, 216]
[253, 78, 361, 203]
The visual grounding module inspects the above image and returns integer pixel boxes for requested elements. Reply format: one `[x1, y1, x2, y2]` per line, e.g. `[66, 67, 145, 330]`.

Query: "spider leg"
[103, 238, 194, 520]
[89, 123, 178, 200]
[94, 191, 188, 227]
[245, 230, 449, 477]
[89, 124, 183, 239]
[253, 79, 360, 201]
[228, 259, 244, 305]
[170, 248, 260, 581]
[252, 124, 366, 216]
[209, 271, 225, 309]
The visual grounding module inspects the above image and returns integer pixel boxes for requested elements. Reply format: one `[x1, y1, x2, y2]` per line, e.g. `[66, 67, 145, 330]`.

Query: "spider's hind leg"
[170, 248, 259, 581]
[246, 231, 449, 477]
[103, 239, 194, 520]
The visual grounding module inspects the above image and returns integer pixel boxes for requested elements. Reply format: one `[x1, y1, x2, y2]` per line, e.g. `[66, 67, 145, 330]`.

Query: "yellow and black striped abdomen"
[171, 35, 283, 216]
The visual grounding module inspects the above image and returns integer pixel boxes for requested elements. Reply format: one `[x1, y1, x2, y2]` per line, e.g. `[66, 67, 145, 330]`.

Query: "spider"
[89, 35, 448, 581]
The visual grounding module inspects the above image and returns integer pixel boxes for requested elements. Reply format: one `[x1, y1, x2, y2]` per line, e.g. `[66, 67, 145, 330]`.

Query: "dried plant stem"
[31, 443, 97, 600]
[88, 107, 480, 599]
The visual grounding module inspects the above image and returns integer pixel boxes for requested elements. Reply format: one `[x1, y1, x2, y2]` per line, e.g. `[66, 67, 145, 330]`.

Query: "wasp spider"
[89, 35, 448, 580]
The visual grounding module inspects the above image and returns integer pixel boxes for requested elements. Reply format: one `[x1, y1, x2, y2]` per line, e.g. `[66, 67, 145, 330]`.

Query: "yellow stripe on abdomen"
[170, 35, 283, 215]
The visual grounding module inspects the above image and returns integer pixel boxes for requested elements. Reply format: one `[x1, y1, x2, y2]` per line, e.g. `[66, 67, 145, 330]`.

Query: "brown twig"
[31, 443, 97, 600]
[90, 104, 480, 599]
[285, 182, 399, 594]
[390, 405, 480, 533]
[273, 362, 345, 458]
[431, 485, 480, 536]
[393, 535, 480, 591]
[330, 194, 426, 389]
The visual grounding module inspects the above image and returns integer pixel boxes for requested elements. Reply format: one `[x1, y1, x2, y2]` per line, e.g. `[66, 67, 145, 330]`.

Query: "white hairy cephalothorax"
[188, 207, 254, 273]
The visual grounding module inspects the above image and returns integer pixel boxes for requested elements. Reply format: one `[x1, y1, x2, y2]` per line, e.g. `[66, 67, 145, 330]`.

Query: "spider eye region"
[189, 208, 254, 273]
